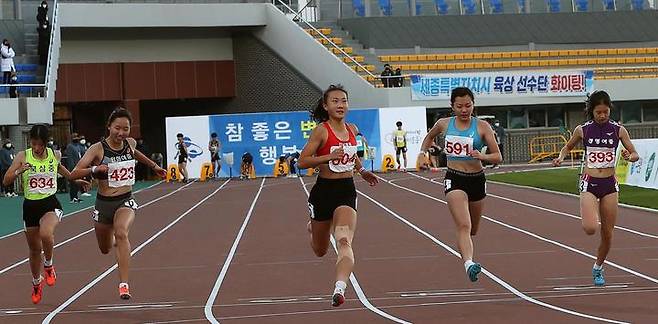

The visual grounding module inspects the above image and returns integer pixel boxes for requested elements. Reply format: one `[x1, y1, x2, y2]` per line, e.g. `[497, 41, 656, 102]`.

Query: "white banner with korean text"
[410, 70, 594, 101]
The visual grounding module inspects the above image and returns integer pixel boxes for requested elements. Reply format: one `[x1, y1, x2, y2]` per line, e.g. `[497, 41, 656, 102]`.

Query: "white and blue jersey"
[444, 117, 484, 161]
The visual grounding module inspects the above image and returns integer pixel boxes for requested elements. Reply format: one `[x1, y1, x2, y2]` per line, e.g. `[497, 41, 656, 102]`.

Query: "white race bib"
[329, 145, 358, 173]
[586, 147, 615, 169]
[27, 172, 57, 195]
[107, 160, 136, 188]
[445, 135, 474, 157]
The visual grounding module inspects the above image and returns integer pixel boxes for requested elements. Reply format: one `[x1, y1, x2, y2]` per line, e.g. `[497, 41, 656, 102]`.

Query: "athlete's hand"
[153, 165, 166, 179]
[328, 146, 345, 161]
[621, 149, 631, 161]
[18, 162, 31, 174]
[417, 152, 430, 168]
[552, 158, 563, 167]
[93, 164, 109, 176]
[468, 149, 483, 160]
[361, 170, 378, 186]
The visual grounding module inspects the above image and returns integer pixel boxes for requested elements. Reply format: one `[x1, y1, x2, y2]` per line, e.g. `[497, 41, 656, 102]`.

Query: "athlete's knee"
[114, 228, 129, 241]
[456, 222, 471, 234]
[582, 224, 597, 235]
[311, 243, 328, 257]
[334, 225, 352, 246]
[39, 228, 54, 241]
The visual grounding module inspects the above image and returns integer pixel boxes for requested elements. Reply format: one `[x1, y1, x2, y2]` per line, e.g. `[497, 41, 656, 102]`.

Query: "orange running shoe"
[119, 283, 131, 300]
[44, 265, 56, 286]
[31, 279, 44, 304]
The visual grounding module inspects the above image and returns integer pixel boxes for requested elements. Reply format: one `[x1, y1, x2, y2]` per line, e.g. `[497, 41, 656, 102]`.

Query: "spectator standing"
[380, 64, 392, 88]
[1, 39, 16, 84]
[0, 140, 17, 197]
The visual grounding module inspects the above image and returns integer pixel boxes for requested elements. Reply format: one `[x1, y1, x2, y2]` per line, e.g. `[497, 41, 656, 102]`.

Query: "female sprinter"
[298, 85, 378, 307]
[69, 108, 166, 299]
[553, 90, 638, 286]
[420, 87, 501, 282]
[3, 125, 89, 304]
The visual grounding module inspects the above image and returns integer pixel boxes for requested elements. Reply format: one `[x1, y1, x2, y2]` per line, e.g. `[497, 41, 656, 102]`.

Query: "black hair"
[211, 132, 217, 138]
[107, 107, 132, 128]
[585, 90, 613, 120]
[310, 84, 349, 123]
[396, 121, 402, 127]
[29, 124, 49, 145]
[177, 133, 184, 138]
[450, 87, 475, 104]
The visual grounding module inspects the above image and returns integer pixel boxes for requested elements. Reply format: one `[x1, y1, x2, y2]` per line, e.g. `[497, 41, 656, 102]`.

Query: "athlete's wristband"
[358, 166, 366, 174]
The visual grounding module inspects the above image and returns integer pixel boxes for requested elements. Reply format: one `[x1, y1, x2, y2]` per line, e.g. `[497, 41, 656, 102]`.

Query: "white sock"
[593, 263, 603, 271]
[464, 260, 475, 272]
[44, 259, 53, 267]
[335, 280, 347, 290]
[32, 276, 42, 285]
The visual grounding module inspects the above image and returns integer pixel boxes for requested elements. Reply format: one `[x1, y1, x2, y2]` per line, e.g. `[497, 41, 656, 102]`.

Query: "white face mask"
[42, 4, 47, 8]
[48, 141, 54, 145]
[5, 144, 11, 149]
[80, 139, 86, 145]
[494, 123, 500, 127]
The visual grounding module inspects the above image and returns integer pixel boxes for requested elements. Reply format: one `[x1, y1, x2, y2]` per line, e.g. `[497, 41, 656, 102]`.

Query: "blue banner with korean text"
[410, 70, 594, 101]
[208, 109, 380, 177]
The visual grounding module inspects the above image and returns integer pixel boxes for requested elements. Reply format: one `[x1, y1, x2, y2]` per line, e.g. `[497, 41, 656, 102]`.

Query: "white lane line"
[0, 180, 164, 240]
[386, 174, 658, 285]
[42, 179, 230, 324]
[361, 177, 629, 324]
[204, 178, 265, 324]
[297, 177, 412, 324]
[0, 180, 195, 276]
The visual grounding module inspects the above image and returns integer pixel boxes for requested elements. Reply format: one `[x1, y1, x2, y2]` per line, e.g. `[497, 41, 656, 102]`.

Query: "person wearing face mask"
[65, 133, 84, 203]
[1, 39, 16, 84]
[421, 87, 502, 283]
[37, 1, 51, 66]
[9, 71, 18, 98]
[491, 119, 505, 167]
[1, 140, 17, 197]
[78, 136, 92, 197]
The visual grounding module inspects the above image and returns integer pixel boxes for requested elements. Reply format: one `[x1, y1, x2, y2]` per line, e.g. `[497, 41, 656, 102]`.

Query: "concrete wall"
[60, 38, 233, 63]
[254, 4, 382, 107]
[0, 99, 20, 125]
[58, 3, 267, 28]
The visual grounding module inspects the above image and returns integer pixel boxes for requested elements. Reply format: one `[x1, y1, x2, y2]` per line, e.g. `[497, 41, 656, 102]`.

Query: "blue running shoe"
[593, 268, 605, 286]
[467, 263, 482, 282]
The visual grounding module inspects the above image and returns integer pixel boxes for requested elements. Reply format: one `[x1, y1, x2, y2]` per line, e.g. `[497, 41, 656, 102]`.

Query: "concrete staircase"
[307, 20, 384, 86]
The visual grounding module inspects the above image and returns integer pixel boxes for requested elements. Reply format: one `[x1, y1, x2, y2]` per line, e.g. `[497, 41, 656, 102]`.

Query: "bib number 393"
[108, 160, 136, 188]
[586, 147, 615, 169]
